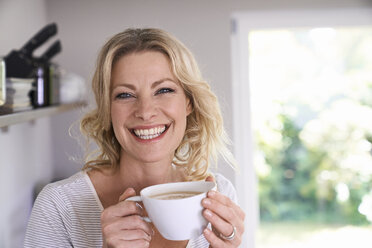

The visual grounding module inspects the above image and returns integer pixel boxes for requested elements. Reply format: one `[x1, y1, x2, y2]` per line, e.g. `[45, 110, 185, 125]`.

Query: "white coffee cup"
[126, 181, 216, 240]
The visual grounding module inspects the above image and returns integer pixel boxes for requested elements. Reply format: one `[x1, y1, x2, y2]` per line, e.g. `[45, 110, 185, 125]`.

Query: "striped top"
[24, 171, 238, 248]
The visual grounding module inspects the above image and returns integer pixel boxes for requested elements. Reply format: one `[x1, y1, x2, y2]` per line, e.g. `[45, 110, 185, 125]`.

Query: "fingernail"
[152, 228, 155, 236]
[204, 228, 211, 235]
[208, 190, 216, 197]
[203, 198, 211, 205]
[204, 209, 213, 217]
[128, 188, 136, 194]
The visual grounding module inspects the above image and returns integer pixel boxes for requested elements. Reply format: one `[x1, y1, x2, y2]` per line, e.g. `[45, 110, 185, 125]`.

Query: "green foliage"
[252, 27, 372, 226]
[257, 110, 372, 225]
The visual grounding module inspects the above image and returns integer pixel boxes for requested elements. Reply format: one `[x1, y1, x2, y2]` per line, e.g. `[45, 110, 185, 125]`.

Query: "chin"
[135, 152, 173, 164]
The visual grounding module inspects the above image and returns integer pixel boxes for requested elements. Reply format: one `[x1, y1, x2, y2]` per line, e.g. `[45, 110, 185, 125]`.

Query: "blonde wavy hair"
[80, 28, 235, 181]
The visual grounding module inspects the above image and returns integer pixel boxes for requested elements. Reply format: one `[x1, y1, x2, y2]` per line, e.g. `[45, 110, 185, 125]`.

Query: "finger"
[106, 235, 150, 248]
[119, 188, 145, 214]
[103, 215, 154, 238]
[122, 239, 150, 248]
[116, 229, 152, 242]
[206, 190, 245, 219]
[105, 229, 152, 244]
[120, 239, 150, 248]
[120, 215, 154, 237]
[205, 175, 215, 182]
[119, 187, 137, 202]
[203, 228, 226, 248]
[202, 196, 237, 224]
[207, 190, 232, 207]
[101, 200, 143, 223]
[202, 193, 245, 239]
[203, 208, 235, 239]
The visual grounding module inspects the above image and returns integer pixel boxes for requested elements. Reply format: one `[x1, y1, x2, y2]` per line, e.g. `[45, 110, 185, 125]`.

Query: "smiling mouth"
[131, 125, 168, 140]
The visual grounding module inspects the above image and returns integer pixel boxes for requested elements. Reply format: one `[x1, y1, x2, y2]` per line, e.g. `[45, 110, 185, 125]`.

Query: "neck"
[87, 152, 187, 209]
[116, 153, 185, 194]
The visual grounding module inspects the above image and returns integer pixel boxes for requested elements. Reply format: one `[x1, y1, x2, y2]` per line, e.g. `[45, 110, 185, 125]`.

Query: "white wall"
[0, 1, 52, 247]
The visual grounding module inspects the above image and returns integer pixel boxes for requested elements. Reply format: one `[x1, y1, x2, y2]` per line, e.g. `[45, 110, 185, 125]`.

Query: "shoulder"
[24, 172, 87, 247]
[33, 170, 101, 219]
[213, 173, 238, 204]
[31, 171, 89, 221]
[25, 171, 103, 247]
[47, 170, 87, 190]
[37, 171, 88, 202]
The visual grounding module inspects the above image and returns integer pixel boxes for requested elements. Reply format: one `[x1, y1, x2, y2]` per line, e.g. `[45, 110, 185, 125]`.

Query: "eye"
[115, 92, 134, 99]
[156, 88, 175, 95]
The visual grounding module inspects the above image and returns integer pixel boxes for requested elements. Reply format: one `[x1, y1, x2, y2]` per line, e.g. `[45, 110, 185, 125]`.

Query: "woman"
[24, 28, 245, 248]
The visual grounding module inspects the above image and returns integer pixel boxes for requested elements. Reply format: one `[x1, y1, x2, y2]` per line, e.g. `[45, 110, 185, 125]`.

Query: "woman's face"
[110, 51, 192, 164]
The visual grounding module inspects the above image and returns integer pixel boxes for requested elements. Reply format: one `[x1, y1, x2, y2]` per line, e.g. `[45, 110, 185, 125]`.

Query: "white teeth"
[133, 126, 166, 140]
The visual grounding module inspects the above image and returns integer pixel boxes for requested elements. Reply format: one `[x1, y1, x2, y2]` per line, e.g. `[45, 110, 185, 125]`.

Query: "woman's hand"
[101, 188, 154, 248]
[202, 177, 245, 248]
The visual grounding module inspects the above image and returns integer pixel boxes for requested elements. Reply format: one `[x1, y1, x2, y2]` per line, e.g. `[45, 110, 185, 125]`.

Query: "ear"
[186, 97, 193, 116]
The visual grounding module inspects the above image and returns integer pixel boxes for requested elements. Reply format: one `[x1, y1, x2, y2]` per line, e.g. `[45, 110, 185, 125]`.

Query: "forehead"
[111, 51, 174, 84]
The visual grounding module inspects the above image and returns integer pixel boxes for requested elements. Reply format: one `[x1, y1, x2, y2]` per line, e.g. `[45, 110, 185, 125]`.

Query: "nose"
[134, 97, 157, 121]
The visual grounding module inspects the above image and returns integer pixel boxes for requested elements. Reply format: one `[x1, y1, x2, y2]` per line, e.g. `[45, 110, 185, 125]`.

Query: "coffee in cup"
[150, 191, 203, 200]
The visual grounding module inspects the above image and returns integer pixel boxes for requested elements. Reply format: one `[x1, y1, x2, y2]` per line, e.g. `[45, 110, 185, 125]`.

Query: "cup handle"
[125, 196, 152, 223]
[125, 196, 142, 202]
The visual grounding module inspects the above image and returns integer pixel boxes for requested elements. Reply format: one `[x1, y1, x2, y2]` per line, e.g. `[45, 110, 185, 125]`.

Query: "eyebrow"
[112, 78, 177, 91]
[152, 78, 176, 88]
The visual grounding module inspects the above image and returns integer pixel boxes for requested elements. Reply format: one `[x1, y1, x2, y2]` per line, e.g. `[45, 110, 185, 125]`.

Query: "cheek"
[110, 115, 121, 140]
[167, 101, 188, 120]
[172, 105, 189, 132]
[110, 106, 119, 128]
[110, 105, 129, 133]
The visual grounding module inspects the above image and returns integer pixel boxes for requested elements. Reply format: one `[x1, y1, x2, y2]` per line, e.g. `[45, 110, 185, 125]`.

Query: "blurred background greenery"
[249, 27, 372, 246]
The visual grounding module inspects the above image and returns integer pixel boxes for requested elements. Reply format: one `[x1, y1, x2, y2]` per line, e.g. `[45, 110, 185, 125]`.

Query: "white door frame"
[230, 8, 372, 248]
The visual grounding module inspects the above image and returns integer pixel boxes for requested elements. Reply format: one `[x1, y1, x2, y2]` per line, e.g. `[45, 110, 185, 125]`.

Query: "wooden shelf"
[0, 102, 86, 128]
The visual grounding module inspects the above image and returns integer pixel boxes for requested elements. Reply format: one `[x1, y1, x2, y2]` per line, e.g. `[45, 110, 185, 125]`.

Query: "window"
[231, 8, 372, 248]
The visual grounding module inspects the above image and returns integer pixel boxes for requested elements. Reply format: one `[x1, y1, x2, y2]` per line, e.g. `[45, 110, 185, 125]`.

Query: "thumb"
[205, 175, 215, 182]
[118, 187, 136, 202]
